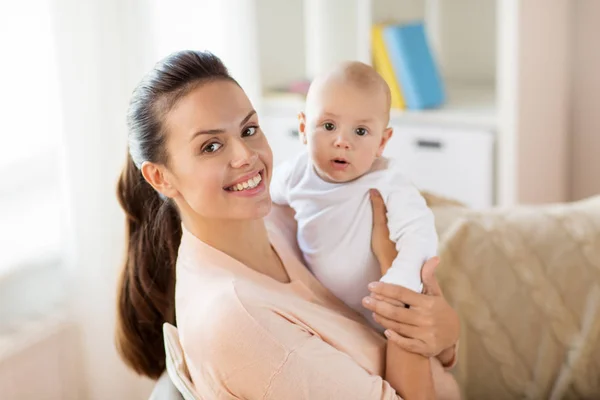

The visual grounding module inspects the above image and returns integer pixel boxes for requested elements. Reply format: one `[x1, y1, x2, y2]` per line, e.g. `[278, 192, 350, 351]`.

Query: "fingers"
[371, 312, 422, 335]
[421, 257, 442, 296]
[370, 293, 405, 308]
[384, 330, 429, 357]
[367, 281, 424, 307]
[362, 295, 420, 325]
[369, 189, 389, 231]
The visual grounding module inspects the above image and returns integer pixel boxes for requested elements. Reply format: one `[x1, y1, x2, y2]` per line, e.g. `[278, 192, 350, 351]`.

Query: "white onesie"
[270, 152, 438, 328]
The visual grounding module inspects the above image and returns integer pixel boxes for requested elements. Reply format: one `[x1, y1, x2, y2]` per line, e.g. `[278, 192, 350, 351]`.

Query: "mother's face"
[160, 80, 273, 221]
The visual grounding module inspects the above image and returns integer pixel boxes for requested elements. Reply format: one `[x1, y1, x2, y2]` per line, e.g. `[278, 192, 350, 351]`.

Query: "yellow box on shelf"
[372, 24, 405, 110]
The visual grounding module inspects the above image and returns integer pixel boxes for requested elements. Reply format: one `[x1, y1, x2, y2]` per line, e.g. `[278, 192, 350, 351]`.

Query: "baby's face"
[302, 80, 391, 183]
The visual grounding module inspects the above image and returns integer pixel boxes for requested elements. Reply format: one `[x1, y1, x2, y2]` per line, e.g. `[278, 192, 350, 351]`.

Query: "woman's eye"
[324, 122, 335, 131]
[242, 126, 258, 137]
[203, 142, 222, 153]
[355, 127, 368, 136]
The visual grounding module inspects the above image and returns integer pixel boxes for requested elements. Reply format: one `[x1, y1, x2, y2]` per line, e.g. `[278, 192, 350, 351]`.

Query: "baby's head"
[299, 62, 393, 183]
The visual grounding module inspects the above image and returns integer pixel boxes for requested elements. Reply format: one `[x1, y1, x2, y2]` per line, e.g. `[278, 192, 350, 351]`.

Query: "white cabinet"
[384, 125, 494, 209]
[254, 0, 504, 205]
[262, 113, 495, 209]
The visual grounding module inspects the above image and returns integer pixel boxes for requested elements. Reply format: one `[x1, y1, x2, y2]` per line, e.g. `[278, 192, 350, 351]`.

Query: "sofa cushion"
[433, 196, 600, 399]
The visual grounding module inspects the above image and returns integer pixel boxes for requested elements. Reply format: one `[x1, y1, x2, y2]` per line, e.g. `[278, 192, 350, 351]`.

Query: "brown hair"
[115, 50, 235, 379]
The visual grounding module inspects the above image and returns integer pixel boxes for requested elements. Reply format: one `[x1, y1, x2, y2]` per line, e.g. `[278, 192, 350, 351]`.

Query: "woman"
[116, 50, 460, 399]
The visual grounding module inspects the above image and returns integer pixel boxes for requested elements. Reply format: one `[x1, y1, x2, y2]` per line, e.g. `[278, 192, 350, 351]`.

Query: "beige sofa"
[426, 194, 600, 400]
[152, 195, 600, 399]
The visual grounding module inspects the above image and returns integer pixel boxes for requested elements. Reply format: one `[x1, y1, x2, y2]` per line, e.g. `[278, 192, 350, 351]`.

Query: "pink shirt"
[175, 205, 456, 399]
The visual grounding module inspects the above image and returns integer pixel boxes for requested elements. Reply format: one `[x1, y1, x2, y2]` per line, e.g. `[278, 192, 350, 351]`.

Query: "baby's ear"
[377, 127, 394, 156]
[297, 112, 308, 145]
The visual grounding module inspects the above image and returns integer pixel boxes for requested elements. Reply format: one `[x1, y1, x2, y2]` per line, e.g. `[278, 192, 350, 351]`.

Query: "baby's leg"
[431, 356, 461, 400]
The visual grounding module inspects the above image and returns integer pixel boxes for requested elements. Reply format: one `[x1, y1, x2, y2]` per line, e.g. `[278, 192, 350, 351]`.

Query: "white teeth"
[229, 173, 262, 191]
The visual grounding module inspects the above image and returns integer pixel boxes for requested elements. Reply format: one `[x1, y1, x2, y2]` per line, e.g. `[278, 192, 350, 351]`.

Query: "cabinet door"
[261, 116, 305, 165]
[384, 125, 495, 209]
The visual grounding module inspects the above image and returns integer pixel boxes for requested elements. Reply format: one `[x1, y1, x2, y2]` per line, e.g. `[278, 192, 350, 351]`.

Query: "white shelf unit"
[255, 0, 497, 123]
[264, 82, 496, 131]
[251, 0, 571, 206]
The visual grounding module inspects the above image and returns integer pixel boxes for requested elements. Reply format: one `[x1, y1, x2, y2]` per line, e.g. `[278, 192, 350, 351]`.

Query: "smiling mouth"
[224, 170, 263, 191]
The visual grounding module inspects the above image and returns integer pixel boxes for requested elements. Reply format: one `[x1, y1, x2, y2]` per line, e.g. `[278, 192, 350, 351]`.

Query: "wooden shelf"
[261, 82, 496, 131]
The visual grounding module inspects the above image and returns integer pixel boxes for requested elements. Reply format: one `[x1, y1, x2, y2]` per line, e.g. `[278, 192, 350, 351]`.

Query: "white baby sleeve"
[379, 179, 438, 293]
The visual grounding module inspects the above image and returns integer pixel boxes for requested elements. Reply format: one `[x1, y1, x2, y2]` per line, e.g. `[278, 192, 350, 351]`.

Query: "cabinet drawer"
[384, 126, 495, 208]
[261, 116, 305, 165]
[262, 116, 495, 208]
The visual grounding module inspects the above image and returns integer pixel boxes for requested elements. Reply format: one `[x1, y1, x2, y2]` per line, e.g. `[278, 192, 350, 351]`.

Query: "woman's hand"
[369, 189, 397, 274]
[367, 189, 460, 361]
[363, 263, 460, 359]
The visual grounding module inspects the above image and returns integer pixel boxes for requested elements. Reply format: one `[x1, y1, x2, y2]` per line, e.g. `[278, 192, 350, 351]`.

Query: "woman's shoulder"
[175, 221, 301, 347]
[177, 278, 252, 341]
[175, 279, 295, 398]
[178, 276, 303, 349]
[176, 276, 316, 384]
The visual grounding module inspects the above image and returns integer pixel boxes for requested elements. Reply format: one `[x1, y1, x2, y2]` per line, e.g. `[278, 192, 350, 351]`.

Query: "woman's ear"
[298, 112, 308, 145]
[377, 127, 394, 157]
[141, 161, 179, 199]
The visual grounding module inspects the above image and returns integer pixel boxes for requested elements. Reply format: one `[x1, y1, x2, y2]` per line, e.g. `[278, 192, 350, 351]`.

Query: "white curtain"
[150, 0, 262, 106]
[50, 0, 260, 398]
[0, 0, 65, 325]
[51, 0, 151, 398]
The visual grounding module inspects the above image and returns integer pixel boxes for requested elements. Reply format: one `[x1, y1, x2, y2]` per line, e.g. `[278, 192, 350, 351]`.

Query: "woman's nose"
[230, 138, 258, 168]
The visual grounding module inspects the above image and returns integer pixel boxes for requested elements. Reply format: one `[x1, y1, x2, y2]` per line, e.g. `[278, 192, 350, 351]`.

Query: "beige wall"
[517, 0, 571, 204]
[570, 0, 600, 200]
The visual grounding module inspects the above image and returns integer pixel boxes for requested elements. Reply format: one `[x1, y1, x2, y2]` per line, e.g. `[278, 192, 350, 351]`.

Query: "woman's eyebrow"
[189, 110, 257, 142]
[239, 110, 257, 127]
[189, 128, 225, 142]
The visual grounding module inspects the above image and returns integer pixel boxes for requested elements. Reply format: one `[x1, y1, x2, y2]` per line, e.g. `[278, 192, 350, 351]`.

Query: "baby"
[270, 61, 438, 329]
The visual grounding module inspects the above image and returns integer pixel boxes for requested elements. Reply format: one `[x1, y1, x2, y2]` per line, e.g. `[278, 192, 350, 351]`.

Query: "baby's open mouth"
[332, 158, 348, 165]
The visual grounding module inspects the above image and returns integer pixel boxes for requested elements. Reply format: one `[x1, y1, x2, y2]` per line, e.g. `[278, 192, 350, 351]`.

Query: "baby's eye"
[355, 127, 368, 136]
[324, 122, 336, 131]
[203, 142, 222, 153]
[242, 126, 258, 137]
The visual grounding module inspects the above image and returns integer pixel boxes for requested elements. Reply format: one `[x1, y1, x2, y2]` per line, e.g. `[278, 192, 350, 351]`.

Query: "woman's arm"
[369, 189, 460, 364]
[386, 341, 436, 400]
[377, 183, 438, 294]
[368, 189, 437, 399]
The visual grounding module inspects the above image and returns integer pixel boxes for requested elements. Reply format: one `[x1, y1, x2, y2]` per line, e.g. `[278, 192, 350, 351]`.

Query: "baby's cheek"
[357, 152, 379, 170]
[309, 141, 328, 162]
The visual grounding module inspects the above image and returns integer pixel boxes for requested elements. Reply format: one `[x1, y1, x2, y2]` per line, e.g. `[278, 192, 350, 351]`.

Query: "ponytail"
[115, 154, 181, 379]
[115, 50, 233, 379]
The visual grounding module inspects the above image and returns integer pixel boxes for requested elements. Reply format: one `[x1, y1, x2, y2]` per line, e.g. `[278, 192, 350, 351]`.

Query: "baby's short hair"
[307, 61, 392, 114]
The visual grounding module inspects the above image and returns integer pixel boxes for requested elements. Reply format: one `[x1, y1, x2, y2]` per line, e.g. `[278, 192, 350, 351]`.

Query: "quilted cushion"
[433, 196, 600, 399]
